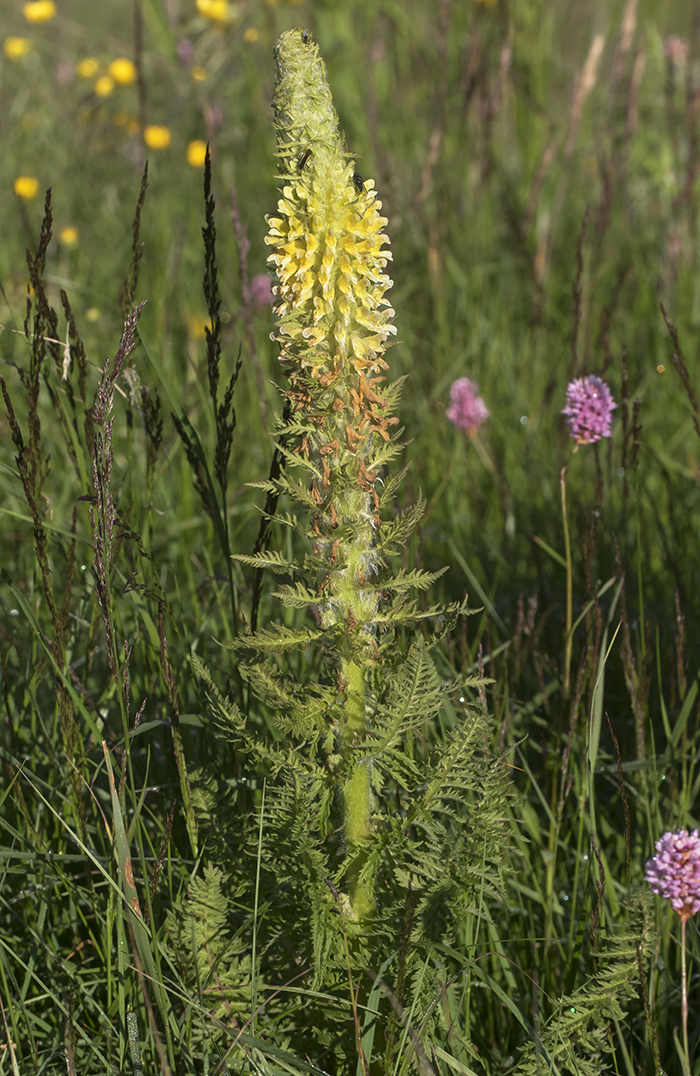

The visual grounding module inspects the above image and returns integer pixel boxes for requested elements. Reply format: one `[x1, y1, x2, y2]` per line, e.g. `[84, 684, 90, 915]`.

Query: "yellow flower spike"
[265, 30, 402, 922]
[76, 57, 99, 79]
[23, 0, 56, 23]
[4, 37, 31, 60]
[108, 57, 137, 85]
[143, 125, 171, 149]
[59, 226, 79, 247]
[187, 140, 208, 167]
[14, 175, 40, 200]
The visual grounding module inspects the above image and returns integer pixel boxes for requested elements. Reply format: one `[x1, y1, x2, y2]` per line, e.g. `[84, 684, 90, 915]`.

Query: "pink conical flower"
[446, 377, 489, 434]
[645, 829, 700, 922]
[562, 375, 616, 445]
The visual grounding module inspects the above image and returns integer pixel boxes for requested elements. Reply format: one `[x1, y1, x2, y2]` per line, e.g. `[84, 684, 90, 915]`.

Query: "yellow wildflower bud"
[197, 0, 230, 21]
[187, 140, 207, 168]
[14, 175, 40, 200]
[23, 0, 56, 23]
[108, 57, 137, 85]
[59, 226, 79, 246]
[143, 125, 171, 150]
[188, 312, 208, 339]
[191, 65, 207, 82]
[94, 75, 115, 97]
[244, 27, 259, 43]
[76, 57, 99, 79]
[4, 37, 31, 60]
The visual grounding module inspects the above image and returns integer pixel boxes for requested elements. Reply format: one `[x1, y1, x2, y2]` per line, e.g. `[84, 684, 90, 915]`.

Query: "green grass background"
[1, 0, 700, 1072]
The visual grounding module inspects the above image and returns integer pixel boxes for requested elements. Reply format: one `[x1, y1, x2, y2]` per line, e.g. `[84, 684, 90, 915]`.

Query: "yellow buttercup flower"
[76, 57, 99, 79]
[59, 226, 79, 247]
[23, 0, 56, 23]
[188, 313, 208, 339]
[94, 75, 114, 97]
[143, 125, 171, 149]
[244, 27, 259, 43]
[14, 175, 40, 200]
[191, 65, 207, 82]
[108, 57, 137, 85]
[187, 140, 207, 168]
[4, 37, 31, 60]
[197, 0, 230, 21]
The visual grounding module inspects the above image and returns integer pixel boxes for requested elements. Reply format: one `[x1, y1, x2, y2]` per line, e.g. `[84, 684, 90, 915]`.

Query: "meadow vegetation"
[0, 0, 699, 1073]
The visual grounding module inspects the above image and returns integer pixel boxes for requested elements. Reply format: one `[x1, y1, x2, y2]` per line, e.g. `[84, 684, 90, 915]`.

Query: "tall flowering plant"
[192, 31, 509, 1063]
[646, 829, 700, 1076]
[559, 374, 617, 696]
[263, 27, 404, 921]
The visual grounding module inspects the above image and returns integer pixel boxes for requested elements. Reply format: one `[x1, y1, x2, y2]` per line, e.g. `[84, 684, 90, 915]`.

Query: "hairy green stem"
[561, 465, 573, 697]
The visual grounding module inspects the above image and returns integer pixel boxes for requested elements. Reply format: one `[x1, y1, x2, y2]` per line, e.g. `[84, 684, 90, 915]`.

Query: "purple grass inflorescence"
[562, 375, 617, 444]
[446, 377, 489, 434]
[645, 829, 700, 922]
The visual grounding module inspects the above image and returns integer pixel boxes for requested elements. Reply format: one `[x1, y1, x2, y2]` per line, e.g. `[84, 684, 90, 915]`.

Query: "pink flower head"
[645, 829, 700, 922]
[250, 274, 273, 310]
[562, 375, 616, 444]
[664, 35, 688, 67]
[446, 377, 489, 434]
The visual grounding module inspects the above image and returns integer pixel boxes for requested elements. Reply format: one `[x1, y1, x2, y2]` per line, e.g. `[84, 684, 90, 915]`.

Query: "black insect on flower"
[352, 171, 364, 194]
[299, 149, 312, 172]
